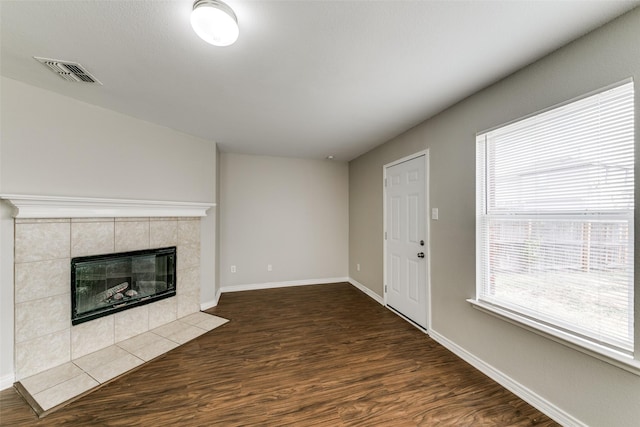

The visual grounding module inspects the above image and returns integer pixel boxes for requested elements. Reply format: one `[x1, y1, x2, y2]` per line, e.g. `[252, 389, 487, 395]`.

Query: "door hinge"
[385, 285, 387, 293]
[384, 178, 388, 187]
[384, 231, 387, 240]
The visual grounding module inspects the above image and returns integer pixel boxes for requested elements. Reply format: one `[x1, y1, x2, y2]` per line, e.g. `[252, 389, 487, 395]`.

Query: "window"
[475, 81, 635, 358]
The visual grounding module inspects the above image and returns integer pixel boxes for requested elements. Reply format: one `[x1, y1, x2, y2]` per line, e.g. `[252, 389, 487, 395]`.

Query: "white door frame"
[383, 149, 431, 331]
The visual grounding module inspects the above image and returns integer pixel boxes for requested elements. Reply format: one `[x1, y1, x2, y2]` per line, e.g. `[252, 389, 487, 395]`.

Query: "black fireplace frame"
[71, 246, 177, 325]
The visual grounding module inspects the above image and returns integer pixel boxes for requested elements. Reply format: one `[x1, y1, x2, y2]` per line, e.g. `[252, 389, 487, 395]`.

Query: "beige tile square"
[177, 290, 200, 319]
[178, 220, 200, 246]
[114, 305, 149, 343]
[15, 294, 70, 343]
[177, 267, 199, 295]
[71, 221, 114, 257]
[15, 218, 70, 224]
[83, 352, 143, 384]
[116, 331, 162, 354]
[115, 217, 150, 222]
[119, 334, 179, 362]
[115, 221, 150, 252]
[71, 316, 114, 359]
[178, 312, 210, 325]
[151, 320, 188, 338]
[19, 363, 83, 396]
[71, 218, 115, 223]
[150, 220, 178, 248]
[15, 222, 70, 263]
[32, 373, 98, 411]
[169, 324, 207, 344]
[179, 312, 228, 332]
[148, 297, 177, 329]
[177, 244, 200, 270]
[73, 345, 129, 372]
[15, 329, 71, 380]
[152, 321, 207, 344]
[15, 258, 70, 303]
[195, 315, 228, 331]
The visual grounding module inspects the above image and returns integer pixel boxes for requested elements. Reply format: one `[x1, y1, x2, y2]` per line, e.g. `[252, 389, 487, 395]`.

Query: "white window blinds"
[476, 81, 635, 355]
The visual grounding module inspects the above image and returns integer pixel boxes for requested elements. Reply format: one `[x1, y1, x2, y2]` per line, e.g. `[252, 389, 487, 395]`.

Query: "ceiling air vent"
[34, 57, 102, 84]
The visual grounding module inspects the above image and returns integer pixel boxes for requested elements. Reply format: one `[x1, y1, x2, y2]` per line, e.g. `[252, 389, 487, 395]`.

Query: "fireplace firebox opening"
[71, 246, 176, 325]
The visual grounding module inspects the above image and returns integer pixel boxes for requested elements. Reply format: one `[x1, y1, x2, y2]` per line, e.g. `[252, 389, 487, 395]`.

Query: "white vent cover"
[34, 57, 102, 84]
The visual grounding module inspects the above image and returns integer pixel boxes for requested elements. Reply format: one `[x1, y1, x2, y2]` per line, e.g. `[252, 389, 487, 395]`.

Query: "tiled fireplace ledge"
[0, 194, 215, 218]
[16, 312, 229, 418]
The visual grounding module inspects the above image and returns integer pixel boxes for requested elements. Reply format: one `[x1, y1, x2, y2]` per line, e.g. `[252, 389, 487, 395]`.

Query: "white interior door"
[385, 154, 428, 329]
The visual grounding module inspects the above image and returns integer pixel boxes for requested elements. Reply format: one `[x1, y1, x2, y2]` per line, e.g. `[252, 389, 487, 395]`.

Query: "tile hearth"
[16, 312, 228, 417]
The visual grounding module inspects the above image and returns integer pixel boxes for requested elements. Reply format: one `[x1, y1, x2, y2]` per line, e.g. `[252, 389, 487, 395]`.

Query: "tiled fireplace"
[14, 216, 201, 380]
[3, 194, 215, 382]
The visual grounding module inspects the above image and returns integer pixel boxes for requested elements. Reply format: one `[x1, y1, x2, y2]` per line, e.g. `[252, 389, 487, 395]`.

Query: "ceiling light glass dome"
[190, 0, 239, 47]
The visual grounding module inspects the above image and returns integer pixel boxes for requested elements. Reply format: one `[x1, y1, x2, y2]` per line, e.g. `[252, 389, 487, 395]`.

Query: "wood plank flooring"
[0, 283, 559, 426]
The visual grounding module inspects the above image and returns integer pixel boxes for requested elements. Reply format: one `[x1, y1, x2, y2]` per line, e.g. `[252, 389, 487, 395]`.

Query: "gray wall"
[219, 152, 348, 287]
[349, 8, 640, 426]
[0, 77, 218, 382]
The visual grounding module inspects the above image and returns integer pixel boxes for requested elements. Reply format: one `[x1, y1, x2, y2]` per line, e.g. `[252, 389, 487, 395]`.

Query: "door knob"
[417, 252, 425, 258]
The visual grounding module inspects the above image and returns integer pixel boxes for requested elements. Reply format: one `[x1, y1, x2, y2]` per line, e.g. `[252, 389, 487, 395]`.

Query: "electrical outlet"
[357, 263, 361, 271]
[431, 208, 439, 220]
[230, 265, 236, 273]
[267, 264, 272, 272]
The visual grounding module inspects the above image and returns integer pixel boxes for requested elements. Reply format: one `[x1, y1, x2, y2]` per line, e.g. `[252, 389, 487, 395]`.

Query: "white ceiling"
[1, 1, 638, 161]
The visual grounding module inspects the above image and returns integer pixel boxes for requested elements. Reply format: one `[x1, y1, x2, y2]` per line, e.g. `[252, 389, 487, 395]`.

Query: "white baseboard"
[428, 329, 584, 427]
[200, 289, 221, 311]
[348, 278, 384, 305]
[219, 277, 350, 294]
[0, 373, 14, 391]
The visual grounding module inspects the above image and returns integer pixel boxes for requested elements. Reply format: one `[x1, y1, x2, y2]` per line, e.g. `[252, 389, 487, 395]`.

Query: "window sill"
[467, 299, 640, 377]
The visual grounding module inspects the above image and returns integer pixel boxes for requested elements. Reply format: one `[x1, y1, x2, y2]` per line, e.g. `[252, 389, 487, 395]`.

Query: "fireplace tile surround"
[13, 215, 203, 380]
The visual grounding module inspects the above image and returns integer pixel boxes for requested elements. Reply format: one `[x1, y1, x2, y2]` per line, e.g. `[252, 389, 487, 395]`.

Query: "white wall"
[219, 153, 348, 288]
[349, 8, 640, 426]
[0, 202, 14, 388]
[0, 77, 218, 385]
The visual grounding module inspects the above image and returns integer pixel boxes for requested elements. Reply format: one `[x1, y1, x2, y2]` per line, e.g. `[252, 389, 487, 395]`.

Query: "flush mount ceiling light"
[190, 0, 239, 47]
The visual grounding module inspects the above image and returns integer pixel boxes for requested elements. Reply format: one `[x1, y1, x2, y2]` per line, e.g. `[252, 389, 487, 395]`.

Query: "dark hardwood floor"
[0, 283, 559, 426]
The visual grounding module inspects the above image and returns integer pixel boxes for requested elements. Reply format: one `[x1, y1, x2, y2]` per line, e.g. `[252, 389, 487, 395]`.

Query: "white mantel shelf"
[0, 194, 215, 218]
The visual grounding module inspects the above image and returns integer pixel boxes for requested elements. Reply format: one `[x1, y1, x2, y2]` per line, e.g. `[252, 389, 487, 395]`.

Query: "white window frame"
[469, 79, 640, 375]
